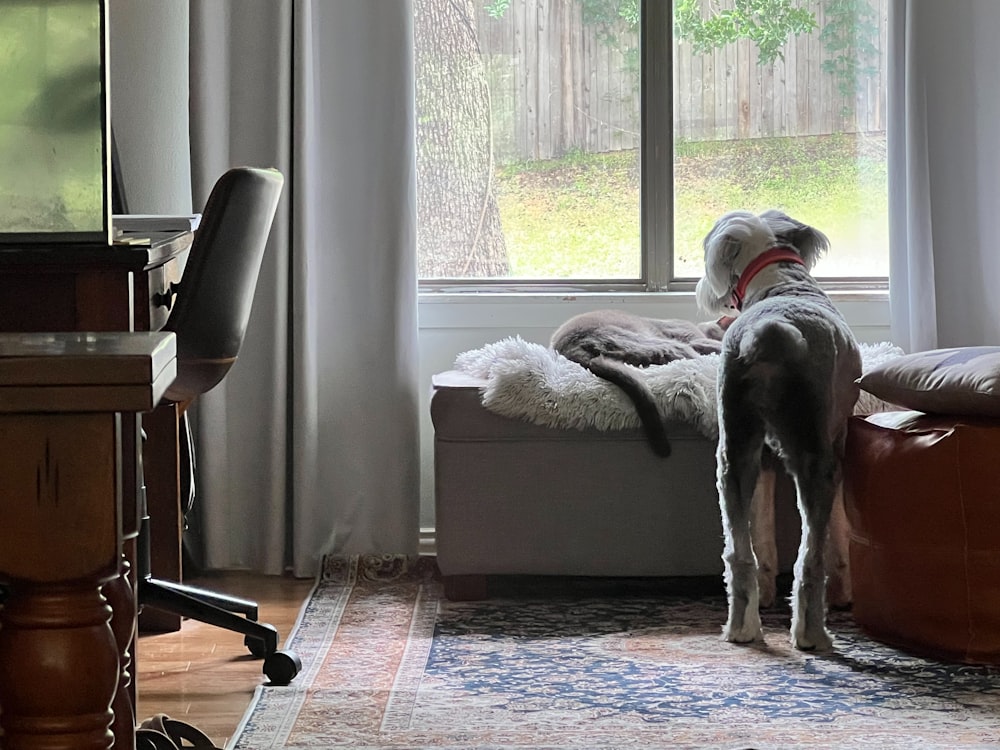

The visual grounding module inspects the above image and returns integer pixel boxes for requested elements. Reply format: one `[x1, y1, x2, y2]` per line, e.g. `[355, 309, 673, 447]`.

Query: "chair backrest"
[162, 166, 284, 403]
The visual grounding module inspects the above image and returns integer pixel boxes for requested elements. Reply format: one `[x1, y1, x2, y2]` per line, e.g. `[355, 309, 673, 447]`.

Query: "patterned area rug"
[230, 556, 1000, 750]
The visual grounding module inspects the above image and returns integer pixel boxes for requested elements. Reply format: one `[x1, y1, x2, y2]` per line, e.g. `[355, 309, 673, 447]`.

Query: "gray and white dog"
[696, 209, 861, 651]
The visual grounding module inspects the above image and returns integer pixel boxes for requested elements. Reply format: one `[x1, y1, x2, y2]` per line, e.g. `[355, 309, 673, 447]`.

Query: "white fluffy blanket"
[454, 337, 903, 440]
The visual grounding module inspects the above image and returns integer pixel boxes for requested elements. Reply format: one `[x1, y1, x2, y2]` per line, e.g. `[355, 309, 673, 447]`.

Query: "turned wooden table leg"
[104, 556, 138, 750]
[0, 332, 177, 750]
[0, 577, 119, 750]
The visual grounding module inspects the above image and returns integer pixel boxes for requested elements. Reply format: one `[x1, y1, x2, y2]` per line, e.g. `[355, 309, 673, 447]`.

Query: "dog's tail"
[739, 320, 808, 365]
[587, 356, 671, 458]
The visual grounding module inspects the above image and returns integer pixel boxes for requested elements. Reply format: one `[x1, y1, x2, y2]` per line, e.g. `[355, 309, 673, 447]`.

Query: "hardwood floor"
[135, 571, 315, 748]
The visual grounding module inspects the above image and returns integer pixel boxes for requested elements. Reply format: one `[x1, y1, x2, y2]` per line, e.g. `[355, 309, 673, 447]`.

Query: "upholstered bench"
[847, 346, 1000, 664]
[430, 370, 802, 601]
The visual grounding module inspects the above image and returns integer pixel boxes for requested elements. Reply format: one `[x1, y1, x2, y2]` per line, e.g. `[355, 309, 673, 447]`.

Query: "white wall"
[108, 0, 191, 214]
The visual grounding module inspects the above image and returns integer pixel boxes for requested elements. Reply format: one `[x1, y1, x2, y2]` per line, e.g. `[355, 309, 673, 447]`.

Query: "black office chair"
[136, 166, 300, 685]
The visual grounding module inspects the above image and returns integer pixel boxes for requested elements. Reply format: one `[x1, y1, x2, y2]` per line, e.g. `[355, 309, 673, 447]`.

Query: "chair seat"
[163, 356, 236, 403]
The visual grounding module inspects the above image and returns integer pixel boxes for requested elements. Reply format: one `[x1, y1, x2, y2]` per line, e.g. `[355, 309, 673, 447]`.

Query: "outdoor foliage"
[673, 0, 816, 63]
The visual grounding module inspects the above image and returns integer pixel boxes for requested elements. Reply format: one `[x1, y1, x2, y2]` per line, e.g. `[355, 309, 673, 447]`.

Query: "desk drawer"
[145, 252, 187, 331]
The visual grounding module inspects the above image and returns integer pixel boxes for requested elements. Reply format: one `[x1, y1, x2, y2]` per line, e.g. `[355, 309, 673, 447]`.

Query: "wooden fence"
[476, 0, 888, 163]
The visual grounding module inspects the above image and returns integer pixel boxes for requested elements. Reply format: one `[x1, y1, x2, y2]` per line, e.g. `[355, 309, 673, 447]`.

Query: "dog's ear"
[758, 209, 830, 270]
[696, 231, 742, 316]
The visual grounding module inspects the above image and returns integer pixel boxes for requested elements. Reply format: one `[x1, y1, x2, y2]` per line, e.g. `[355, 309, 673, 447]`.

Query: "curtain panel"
[188, 0, 420, 577]
[889, 0, 1000, 351]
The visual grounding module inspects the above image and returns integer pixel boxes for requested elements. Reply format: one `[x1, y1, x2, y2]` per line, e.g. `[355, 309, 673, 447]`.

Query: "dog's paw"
[722, 610, 764, 644]
[791, 626, 833, 652]
[722, 623, 764, 644]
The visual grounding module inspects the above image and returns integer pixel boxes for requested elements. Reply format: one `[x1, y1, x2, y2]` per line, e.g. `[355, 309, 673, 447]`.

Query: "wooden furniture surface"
[0, 232, 192, 632]
[0, 232, 192, 333]
[0, 331, 177, 750]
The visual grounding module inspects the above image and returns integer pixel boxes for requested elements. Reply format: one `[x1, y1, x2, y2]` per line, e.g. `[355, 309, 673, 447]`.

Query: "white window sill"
[418, 289, 890, 342]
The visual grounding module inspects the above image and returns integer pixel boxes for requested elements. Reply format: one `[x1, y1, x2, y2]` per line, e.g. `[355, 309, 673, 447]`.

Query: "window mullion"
[642, 0, 675, 292]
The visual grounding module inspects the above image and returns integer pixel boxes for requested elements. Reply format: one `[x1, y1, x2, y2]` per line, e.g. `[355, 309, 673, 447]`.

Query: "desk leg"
[139, 403, 183, 633]
[0, 576, 119, 750]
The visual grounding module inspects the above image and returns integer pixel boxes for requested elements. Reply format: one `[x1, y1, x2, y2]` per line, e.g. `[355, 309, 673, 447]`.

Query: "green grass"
[494, 133, 889, 280]
[496, 149, 642, 278]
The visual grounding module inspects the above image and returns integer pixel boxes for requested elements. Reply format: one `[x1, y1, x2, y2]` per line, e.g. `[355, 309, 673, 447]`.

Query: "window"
[414, 0, 888, 290]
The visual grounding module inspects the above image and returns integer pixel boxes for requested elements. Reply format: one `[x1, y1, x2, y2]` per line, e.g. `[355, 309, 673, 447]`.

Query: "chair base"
[138, 576, 302, 685]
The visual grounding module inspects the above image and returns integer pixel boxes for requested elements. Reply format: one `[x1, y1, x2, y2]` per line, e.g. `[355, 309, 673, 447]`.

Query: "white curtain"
[889, 0, 1000, 351]
[188, 0, 420, 577]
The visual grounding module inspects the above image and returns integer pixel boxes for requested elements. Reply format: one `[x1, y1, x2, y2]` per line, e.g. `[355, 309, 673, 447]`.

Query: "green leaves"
[485, 0, 511, 19]
[674, 0, 817, 65]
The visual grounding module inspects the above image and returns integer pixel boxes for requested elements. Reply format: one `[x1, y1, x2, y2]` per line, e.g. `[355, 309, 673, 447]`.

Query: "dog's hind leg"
[750, 467, 778, 609]
[788, 454, 838, 651]
[716, 427, 766, 644]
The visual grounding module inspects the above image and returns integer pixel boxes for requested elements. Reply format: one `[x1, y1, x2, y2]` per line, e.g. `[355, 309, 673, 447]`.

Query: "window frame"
[418, 0, 888, 296]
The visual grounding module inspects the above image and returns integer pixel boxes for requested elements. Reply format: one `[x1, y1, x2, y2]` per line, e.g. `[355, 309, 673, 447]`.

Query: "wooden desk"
[0, 232, 191, 332]
[0, 331, 176, 750]
[0, 232, 192, 632]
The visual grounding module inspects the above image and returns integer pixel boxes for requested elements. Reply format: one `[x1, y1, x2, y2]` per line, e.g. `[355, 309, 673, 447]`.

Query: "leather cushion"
[858, 346, 1000, 417]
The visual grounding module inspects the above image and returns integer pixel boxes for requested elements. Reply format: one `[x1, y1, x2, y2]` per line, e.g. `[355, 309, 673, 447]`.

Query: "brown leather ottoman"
[845, 410, 1000, 664]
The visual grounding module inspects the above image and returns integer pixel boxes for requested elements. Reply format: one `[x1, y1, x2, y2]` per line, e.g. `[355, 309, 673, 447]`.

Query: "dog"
[696, 209, 861, 650]
[551, 310, 729, 457]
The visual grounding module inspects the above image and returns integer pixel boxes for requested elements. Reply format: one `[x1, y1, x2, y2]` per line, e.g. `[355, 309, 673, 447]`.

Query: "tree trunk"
[414, 0, 509, 278]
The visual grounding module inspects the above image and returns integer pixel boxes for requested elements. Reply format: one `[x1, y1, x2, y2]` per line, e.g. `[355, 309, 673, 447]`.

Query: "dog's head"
[695, 210, 830, 316]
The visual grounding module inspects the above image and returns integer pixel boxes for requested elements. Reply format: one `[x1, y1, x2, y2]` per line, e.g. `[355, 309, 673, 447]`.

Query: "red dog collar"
[732, 246, 805, 311]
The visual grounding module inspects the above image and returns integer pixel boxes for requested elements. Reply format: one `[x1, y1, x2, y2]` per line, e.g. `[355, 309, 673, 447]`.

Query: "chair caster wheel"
[264, 649, 302, 685]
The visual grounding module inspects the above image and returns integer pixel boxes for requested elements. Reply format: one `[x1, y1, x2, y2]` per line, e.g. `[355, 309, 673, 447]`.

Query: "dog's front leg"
[824, 483, 852, 609]
[750, 468, 778, 608]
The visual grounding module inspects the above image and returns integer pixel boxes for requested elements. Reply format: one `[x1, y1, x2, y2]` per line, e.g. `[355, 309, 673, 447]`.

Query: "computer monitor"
[0, 0, 112, 244]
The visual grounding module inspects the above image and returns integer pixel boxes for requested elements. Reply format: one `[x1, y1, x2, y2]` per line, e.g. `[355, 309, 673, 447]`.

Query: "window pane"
[672, 0, 888, 279]
[414, 0, 641, 281]
[414, 0, 888, 285]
